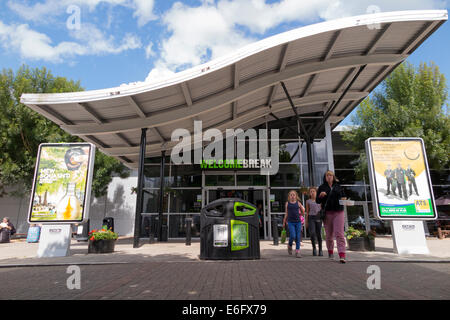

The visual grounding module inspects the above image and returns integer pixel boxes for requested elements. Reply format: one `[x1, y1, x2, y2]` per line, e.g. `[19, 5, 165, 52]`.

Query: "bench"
[11, 233, 27, 239]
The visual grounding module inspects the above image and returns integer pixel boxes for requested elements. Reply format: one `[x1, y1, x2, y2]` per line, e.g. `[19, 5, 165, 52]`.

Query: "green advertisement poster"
[365, 138, 437, 220]
[28, 143, 95, 223]
[230, 220, 249, 251]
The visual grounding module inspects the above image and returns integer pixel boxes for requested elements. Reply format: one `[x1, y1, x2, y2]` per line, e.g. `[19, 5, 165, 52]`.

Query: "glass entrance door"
[205, 187, 267, 239]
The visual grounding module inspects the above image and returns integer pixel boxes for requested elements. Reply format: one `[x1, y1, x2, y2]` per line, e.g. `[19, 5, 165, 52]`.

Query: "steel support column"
[306, 138, 315, 186]
[158, 150, 166, 241]
[133, 128, 147, 248]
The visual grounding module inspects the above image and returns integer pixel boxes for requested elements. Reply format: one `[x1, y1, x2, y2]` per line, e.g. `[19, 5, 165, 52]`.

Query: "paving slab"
[1, 236, 449, 267]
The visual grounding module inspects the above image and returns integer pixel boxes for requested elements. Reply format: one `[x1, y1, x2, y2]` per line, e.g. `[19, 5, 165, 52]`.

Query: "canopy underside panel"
[20, 10, 448, 168]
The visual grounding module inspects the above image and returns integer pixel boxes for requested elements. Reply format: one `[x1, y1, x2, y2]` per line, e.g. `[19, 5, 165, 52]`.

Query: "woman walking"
[316, 171, 347, 263]
[306, 187, 323, 256]
[282, 190, 305, 258]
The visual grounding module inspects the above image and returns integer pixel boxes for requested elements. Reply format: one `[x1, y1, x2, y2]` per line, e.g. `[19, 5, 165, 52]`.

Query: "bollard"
[185, 217, 192, 246]
[160, 224, 168, 242]
[149, 232, 155, 244]
[272, 218, 279, 246]
[154, 216, 160, 240]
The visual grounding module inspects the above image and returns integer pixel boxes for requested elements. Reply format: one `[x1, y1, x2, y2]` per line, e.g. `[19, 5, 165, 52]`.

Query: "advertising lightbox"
[365, 138, 437, 220]
[28, 143, 96, 224]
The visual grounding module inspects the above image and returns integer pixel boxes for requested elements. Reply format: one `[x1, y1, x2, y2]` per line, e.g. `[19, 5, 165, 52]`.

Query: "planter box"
[365, 237, 375, 251]
[347, 237, 366, 251]
[88, 239, 116, 254]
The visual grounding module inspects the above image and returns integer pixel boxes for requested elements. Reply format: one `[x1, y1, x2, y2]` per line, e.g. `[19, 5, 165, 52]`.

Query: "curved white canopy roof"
[21, 10, 448, 168]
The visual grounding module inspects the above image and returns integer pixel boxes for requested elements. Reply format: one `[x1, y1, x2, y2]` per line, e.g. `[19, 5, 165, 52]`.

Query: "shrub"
[345, 226, 365, 240]
[89, 228, 118, 241]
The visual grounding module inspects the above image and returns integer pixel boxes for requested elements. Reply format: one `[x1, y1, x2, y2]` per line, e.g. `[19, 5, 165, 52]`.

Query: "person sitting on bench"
[0, 217, 16, 243]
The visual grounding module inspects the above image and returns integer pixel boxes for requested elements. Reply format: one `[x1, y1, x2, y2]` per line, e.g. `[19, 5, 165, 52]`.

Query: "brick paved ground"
[1, 260, 449, 300]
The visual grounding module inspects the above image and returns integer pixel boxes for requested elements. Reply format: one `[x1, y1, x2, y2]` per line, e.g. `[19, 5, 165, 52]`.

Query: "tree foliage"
[342, 62, 449, 179]
[0, 65, 129, 198]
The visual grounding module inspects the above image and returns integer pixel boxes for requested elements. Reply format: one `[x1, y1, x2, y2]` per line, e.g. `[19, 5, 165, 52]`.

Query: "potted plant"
[88, 228, 118, 254]
[364, 229, 376, 251]
[345, 226, 366, 251]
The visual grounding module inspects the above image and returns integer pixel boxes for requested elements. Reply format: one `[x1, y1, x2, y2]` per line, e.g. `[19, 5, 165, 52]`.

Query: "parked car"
[349, 216, 389, 234]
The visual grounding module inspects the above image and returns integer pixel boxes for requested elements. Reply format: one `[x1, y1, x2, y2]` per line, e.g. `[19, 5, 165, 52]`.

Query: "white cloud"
[145, 42, 156, 59]
[0, 21, 82, 62]
[133, 0, 157, 27]
[7, 0, 157, 26]
[145, 61, 176, 83]
[145, 1, 256, 82]
[145, 0, 446, 82]
[70, 23, 142, 54]
[0, 20, 142, 62]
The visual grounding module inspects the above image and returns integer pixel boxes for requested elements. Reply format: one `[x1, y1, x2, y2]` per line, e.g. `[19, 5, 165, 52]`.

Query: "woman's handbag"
[320, 186, 334, 221]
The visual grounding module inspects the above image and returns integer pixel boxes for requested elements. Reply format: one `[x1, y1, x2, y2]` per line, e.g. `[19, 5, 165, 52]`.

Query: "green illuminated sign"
[231, 220, 249, 251]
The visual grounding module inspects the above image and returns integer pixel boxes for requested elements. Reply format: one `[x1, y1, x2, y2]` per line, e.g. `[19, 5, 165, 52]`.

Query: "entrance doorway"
[204, 187, 268, 239]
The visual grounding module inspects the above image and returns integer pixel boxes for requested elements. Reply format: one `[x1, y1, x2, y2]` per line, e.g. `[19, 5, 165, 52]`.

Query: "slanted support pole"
[280, 81, 316, 187]
[133, 128, 147, 248]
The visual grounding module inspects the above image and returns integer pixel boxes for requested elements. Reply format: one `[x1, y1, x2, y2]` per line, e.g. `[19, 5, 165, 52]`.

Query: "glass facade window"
[143, 165, 170, 188]
[300, 140, 328, 163]
[301, 164, 329, 187]
[314, 164, 329, 187]
[270, 164, 301, 187]
[205, 174, 235, 186]
[334, 169, 365, 185]
[142, 189, 168, 213]
[168, 215, 200, 238]
[237, 174, 266, 186]
[169, 165, 202, 187]
[169, 189, 202, 213]
[342, 186, 367, 202]
[333, 154, 360, 169]
[140, 214, 168, 237]
[269, 189, 291, 213]
[313, 139, 327, 162]
[279, 141, 301, 163]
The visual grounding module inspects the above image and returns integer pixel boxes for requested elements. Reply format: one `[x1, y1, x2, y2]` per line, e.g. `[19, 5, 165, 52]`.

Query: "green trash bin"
[200, 198, 260, 260]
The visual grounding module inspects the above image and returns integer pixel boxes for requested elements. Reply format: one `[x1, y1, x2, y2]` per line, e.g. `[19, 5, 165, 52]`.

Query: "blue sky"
[0, 0, 448, 125]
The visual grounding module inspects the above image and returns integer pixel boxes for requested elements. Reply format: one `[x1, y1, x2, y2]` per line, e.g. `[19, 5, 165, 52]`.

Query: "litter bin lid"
[202, 198, 256, 217]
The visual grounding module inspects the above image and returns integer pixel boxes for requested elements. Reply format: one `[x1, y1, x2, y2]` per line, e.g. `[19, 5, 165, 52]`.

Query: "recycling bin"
[200, 198, 260, 260]
[102, 217, 114, 232]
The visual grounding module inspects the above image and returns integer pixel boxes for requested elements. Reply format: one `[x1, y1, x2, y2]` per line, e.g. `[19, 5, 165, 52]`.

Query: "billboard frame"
[27, 142, 96, 224]
[365, 137, 437, 221]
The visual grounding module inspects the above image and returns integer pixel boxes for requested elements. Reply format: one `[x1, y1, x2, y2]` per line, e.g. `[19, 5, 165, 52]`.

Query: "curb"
[0, 261, 130, 268]
[1, 258, 449, 268]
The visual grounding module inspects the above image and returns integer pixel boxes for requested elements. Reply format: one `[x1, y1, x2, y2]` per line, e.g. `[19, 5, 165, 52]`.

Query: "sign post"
[28, 143, 96, 257]
[365, 138, 437, 255]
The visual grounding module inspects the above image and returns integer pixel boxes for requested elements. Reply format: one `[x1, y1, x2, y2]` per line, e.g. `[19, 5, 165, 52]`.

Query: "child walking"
[306, 187, 323, 256]
[283, 190, 305, 258]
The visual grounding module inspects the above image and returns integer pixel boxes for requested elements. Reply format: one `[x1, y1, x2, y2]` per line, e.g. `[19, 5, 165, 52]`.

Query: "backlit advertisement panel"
[365, 138, 437, 220]
[28, 143, 95, 224]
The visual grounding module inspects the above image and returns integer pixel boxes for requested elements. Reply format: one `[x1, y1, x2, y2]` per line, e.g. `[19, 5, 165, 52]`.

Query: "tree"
[0, 65, 129, 198]
[342, 62, 450, 179]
